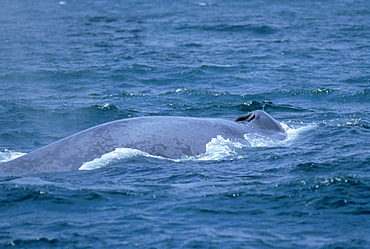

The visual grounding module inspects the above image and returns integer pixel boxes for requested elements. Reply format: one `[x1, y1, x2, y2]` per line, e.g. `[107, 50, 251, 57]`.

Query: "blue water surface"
[0, 0, 369, 248]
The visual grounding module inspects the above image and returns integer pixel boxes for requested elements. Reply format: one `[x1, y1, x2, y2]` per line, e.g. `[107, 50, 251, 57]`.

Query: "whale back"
[0, 116, 250, 175]
[1, 112, 286, 175]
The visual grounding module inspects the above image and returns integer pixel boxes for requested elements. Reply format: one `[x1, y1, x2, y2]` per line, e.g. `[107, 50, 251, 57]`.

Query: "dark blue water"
[1, 0, 369, 248]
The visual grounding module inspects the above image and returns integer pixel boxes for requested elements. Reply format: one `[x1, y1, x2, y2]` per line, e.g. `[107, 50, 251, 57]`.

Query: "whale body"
[0, 110, 286, 175]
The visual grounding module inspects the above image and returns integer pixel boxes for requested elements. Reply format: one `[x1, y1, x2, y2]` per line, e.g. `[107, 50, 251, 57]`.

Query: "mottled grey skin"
[0, 110, 286, 175]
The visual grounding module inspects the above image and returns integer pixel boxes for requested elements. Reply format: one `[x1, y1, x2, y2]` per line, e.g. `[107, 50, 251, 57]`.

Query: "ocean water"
[0, 0, 369, 248]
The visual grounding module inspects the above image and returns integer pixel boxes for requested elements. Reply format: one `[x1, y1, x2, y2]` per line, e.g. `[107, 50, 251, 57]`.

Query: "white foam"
[79, 148, 168, 171]
[79, 148, 152, 170]
[193, 124, 314, 161]
[0, 149, 26, 163]
[243, 123, 316, 148]
[283, 122, 317, 143]
[193, 135, 245, 161]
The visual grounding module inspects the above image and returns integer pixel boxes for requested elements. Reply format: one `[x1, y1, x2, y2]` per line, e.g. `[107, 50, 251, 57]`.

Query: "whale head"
[235, 110, 286, 140]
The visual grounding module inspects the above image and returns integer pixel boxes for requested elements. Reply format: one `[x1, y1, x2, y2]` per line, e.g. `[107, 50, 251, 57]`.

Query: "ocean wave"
[279, 175, 370, 212]
[177, 23, 277, 34]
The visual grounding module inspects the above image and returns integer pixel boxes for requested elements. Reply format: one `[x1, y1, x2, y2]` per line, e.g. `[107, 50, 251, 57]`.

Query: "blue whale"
[0, 110, 286, 175]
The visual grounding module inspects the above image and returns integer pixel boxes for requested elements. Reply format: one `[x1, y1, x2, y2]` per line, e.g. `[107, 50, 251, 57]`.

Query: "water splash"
[190, 135, 246, 161]
[0, 149, 26, 163]
[244, 123, 316, 147]
[79, 148, 155, 171]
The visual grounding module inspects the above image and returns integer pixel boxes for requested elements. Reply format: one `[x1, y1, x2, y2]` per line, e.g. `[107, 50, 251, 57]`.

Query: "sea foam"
[0, 149, 26, 163]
